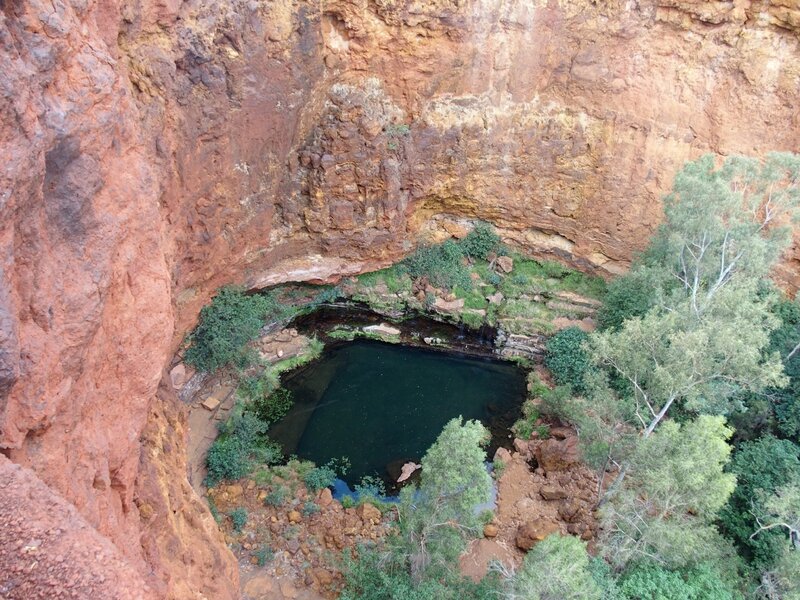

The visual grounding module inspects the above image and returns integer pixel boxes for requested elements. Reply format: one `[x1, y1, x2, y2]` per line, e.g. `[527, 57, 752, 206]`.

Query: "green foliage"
[545, 326, 590, 393]
[498, 257, 606, 301]
[403, 240, 472, 291]
[339, 419, 496, 598]
[206, 409, 282, 486]
[461, 222, 500, 260]
[720, 436, 800, 569]
[618, 562, 742, 600]
[254, 545, 274, 566]
[339, 543, 500, 600]
[354, 475, 387, 500]
[207, 497, 221, 523]
[596, 267, 664, 331]
[264, 486, 288, 507]
[302, 500, 321, 516]
[510, 534, 602, 600]
[599, 416, 736, 569]
[185, 287, 288, 372]
[492, 458, 506, 479]
[753, 483, 800, 552]
[399, 418, 492, 583]
[386, 123, 411, 137]
[583, 153, 799, 447]
[304, 465, 336, 491]
[313, 285, 341, 304]
[761, 544, 800, 600]
[249, 387, 294, 426]
[358, 265, 411, 295]
[643, 153, 800, 303]
[511, 400, 539, 440]
[589, 280, 785, 440]
[460, 310, 485, 330]
[229, 507, 248, 532]
[766, 297, 800, 439]
[304, 458, 349, 492]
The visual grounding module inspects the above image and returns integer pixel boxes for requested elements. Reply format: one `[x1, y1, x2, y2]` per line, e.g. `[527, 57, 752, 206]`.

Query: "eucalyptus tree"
[568, 153, 800, 571]
[508, 534, 601, 600]
[399, 417, 492, 583]
[598, 416, 736, 568]
[590, 152, 799, 441]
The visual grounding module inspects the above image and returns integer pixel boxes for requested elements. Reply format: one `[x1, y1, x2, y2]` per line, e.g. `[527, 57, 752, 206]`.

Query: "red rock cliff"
[1, 1, 798, 598]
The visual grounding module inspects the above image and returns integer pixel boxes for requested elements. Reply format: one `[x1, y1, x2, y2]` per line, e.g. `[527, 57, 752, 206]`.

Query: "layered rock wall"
[1, 0, 798, 597]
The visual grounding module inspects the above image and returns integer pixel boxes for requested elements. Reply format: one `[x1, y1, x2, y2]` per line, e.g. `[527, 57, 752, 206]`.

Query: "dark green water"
[269, 339, 527, 488]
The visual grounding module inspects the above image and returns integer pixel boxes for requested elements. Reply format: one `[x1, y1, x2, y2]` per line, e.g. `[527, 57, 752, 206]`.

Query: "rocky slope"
[1, 1, 798, 597]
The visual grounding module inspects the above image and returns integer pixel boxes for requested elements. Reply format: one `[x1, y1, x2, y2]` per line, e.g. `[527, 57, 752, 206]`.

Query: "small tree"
[399, 418, 492, 583]
[509, 534, 601, 600]
[645, 153, 800, 317]
[339, 418, 497, 599]
[589, 282, 785, 440]
[599, 416, 736, 569]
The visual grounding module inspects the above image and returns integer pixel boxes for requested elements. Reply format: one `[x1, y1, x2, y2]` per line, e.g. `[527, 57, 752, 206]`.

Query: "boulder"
[483, 523, 498, 538]
[243, 576, 274, 597]
[170, 363, 188, 389]
[226, 484, 244, 499]
[363, 323, 401, 336]
[434, 297, 465, 313]
[496, 256, 514, 273]
[493, 447, 512, 466]
[487, 291, 505, 304]
[317, 488, 333, 507]
[356, 503, 381, 524]
[548, 426, 573, 440]
[397, 462, 421, 483]
[516, 518, 560, 551]
[539, 485, 567, 501]
[287, 510, 302, 524]
[534, 436, 580, 473]
[201, 396, 220, 411]
[513, 438, 532, 458]
[558, 500, 582, 523]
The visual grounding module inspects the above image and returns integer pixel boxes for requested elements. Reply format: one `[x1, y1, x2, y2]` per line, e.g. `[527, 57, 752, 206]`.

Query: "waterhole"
[268, 339, 527, 490]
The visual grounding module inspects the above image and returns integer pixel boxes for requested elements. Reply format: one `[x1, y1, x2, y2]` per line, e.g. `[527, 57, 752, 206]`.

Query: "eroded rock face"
[1, 0, 798, 597]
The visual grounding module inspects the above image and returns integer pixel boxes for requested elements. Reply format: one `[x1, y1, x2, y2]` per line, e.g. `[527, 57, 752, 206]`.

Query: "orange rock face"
[0, 0, 798, 598]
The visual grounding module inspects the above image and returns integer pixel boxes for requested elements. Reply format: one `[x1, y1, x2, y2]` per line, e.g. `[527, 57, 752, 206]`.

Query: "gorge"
[1, 1, 800, 598]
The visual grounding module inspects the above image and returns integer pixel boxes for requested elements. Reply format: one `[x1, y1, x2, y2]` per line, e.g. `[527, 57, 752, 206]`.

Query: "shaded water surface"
[269, 339, 526, 488]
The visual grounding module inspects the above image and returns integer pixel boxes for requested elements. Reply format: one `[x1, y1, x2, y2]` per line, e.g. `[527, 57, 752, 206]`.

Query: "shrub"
[229, 507, 248, 532]
[512, 400, 540, 440]
[618, 562, 740, 600]
[403, 240, 472, 291]
[304, 465, 337, 492]
[205, 410, 282, 486]
[249, 387, 294, 426]
[313, 285, 341, 304]
[461, 222, 500, 260]
[511, 534, 602, 600]
[545, 327, 590, 393]
[354, 475, 387, 500]
[596, 269, 661, 331]
[339, 543, 500, 600]
[302, 501, 321, 516]
[206, 437, 252, 485]
[185, 287, 287, 372]
[264, 486, 288, 507]
[254, 545, 274, 566]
